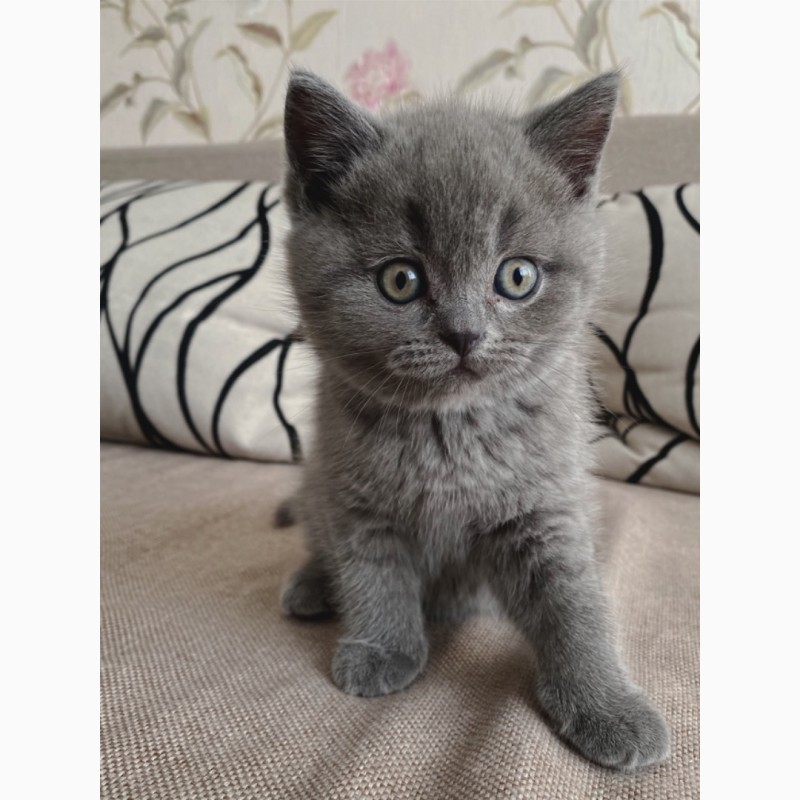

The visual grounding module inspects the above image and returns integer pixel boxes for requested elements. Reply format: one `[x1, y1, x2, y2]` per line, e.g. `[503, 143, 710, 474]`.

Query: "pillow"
[589, 183, 699, 493]
[100, 180, 699, 492]
[100, 180, 317, 463]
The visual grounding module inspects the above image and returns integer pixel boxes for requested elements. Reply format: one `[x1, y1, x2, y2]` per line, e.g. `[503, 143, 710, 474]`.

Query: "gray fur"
[279, 70, 669, 772]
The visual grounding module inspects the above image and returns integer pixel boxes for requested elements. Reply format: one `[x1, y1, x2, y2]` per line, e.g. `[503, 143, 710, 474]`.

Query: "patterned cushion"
[100, 180, 699, 492]
[590, 183, 699, 493]
[100, 180, 315, 463]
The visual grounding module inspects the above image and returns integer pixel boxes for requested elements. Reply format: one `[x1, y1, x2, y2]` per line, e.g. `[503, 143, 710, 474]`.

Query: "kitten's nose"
[440, 330, 482, 358]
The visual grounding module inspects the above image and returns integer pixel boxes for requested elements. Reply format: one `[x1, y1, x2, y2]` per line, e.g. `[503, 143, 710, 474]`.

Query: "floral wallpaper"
[100, 0, 699, 148]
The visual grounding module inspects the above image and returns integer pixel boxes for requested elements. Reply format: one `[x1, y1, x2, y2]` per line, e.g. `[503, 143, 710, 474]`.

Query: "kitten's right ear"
[283, 70, 382, 210]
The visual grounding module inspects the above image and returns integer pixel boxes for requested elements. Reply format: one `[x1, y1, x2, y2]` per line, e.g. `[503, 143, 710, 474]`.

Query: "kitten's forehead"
[343, 105, 565, 268]
[388, 105, 534, 202]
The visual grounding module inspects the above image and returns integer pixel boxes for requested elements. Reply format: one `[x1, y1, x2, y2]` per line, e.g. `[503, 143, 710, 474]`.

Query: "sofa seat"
[101, 441, 698, 799]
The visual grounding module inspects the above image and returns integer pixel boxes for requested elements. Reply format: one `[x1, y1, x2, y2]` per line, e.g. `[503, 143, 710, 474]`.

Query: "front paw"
[544, 688, 670, 772]
[332, 639, 427, 697]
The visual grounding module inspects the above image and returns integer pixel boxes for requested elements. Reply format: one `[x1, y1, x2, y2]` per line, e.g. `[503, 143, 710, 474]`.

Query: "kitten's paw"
[332, 639, 427, 697]
[546, 689, 670, 772]
[280, 563, 335, 620]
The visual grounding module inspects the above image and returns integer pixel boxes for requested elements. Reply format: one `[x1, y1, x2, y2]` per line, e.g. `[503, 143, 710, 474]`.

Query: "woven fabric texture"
[101, 443, 698, 799]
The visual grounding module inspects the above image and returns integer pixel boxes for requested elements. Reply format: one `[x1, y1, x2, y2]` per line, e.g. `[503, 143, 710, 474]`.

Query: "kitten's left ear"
[521, 72, 620, 201]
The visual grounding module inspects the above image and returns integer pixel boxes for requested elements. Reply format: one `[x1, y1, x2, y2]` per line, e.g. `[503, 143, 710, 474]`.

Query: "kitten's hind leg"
[280, 555, 336, 620]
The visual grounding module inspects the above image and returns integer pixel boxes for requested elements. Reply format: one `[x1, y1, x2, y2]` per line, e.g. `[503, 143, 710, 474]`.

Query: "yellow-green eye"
[494, 258, 540, 300]
[377, 261, 425, 304]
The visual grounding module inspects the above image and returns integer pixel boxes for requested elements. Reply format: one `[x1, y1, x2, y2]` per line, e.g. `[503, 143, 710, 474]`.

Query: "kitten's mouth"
[441, 361, 485, 390]
[382, 359, 487, 401]
[452, 362, 480, 378]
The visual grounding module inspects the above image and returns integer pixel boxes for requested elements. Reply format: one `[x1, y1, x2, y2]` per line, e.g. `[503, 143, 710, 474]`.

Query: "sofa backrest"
[100, 115, 699, 194]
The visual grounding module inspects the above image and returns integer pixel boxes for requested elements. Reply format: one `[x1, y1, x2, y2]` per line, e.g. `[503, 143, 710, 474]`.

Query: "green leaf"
[173, 107, 210, 140]
[172, 17, 211, 99]
[456, 49, 514, 93]
[100, 82, 131, 115]
[290, 10, 336, 52]
[253, 115, 283, 140]
[575, 0, 612, 71]
[641, 2, 700, 73]
[237, 22, 283, 48]
[165, 9, 189, 25]
[515, 36, 536, 55]
[216, 45, 263, 105]
[514, 35, 571, 56]
[140, 98, 175, 142]
[122, 0, 134, 33]
[499, 0, 557, 17]
[122, 26, 167, 55]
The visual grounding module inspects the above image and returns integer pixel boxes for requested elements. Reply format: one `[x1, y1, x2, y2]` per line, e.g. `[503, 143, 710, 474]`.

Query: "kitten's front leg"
[482, 508, 670, 772]
[331, 520, 428, 697]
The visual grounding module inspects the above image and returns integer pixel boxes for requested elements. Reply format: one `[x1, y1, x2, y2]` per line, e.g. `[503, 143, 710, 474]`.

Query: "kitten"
[278, 70, 669, 772]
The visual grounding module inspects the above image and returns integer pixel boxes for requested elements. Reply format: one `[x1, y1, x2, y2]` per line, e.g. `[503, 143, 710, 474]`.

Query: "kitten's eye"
[377, 261, 425, 304]
[494, 258, 540, 300]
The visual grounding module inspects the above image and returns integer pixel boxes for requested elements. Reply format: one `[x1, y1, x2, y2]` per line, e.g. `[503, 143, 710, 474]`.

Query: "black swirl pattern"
[100, 181, 303, 461]
[591, 184, 700, 487]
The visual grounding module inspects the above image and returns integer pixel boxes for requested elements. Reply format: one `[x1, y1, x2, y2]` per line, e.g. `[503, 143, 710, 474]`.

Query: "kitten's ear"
[283, 70, 382, 210]
[521, 72, 620, 201]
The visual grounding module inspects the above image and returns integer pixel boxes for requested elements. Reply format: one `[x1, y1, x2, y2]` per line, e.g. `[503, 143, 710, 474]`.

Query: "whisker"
[279, 346, 393, 373]
[344, 372, 395, 446]
[340, 368, 388, 416]
[395, 377, 413, 439]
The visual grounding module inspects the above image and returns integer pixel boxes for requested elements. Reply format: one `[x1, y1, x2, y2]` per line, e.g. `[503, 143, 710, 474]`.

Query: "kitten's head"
[282, 71, 618, 409]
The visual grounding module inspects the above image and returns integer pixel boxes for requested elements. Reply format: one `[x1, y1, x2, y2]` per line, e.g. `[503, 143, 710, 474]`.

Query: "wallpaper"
[100, 0, 699, 148]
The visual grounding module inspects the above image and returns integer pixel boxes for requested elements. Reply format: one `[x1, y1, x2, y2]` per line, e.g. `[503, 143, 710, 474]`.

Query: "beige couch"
[101, 116, 699, 799]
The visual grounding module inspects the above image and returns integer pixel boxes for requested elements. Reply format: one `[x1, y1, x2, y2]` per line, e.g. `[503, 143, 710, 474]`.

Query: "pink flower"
[345, 40, 410, 111]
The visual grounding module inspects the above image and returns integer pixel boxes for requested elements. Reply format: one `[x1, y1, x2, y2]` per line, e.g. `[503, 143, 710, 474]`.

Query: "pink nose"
[440, 331, 482, 358]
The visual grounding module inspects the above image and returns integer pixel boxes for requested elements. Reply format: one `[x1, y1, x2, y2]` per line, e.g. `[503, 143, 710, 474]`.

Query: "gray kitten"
[278, 70, 669, 772]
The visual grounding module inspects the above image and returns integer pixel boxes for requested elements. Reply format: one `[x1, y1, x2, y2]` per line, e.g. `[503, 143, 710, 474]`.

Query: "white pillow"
[100, 180, 317, 462]
[590, 183, 699, 493]
[100, 180, 699, 493]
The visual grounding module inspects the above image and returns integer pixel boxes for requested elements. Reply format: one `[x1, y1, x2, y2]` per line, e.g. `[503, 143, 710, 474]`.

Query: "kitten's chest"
[354, 401, 552, 529]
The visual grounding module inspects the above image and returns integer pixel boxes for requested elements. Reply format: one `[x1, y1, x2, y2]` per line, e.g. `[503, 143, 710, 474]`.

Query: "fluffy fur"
[278, 70, 669, 772]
